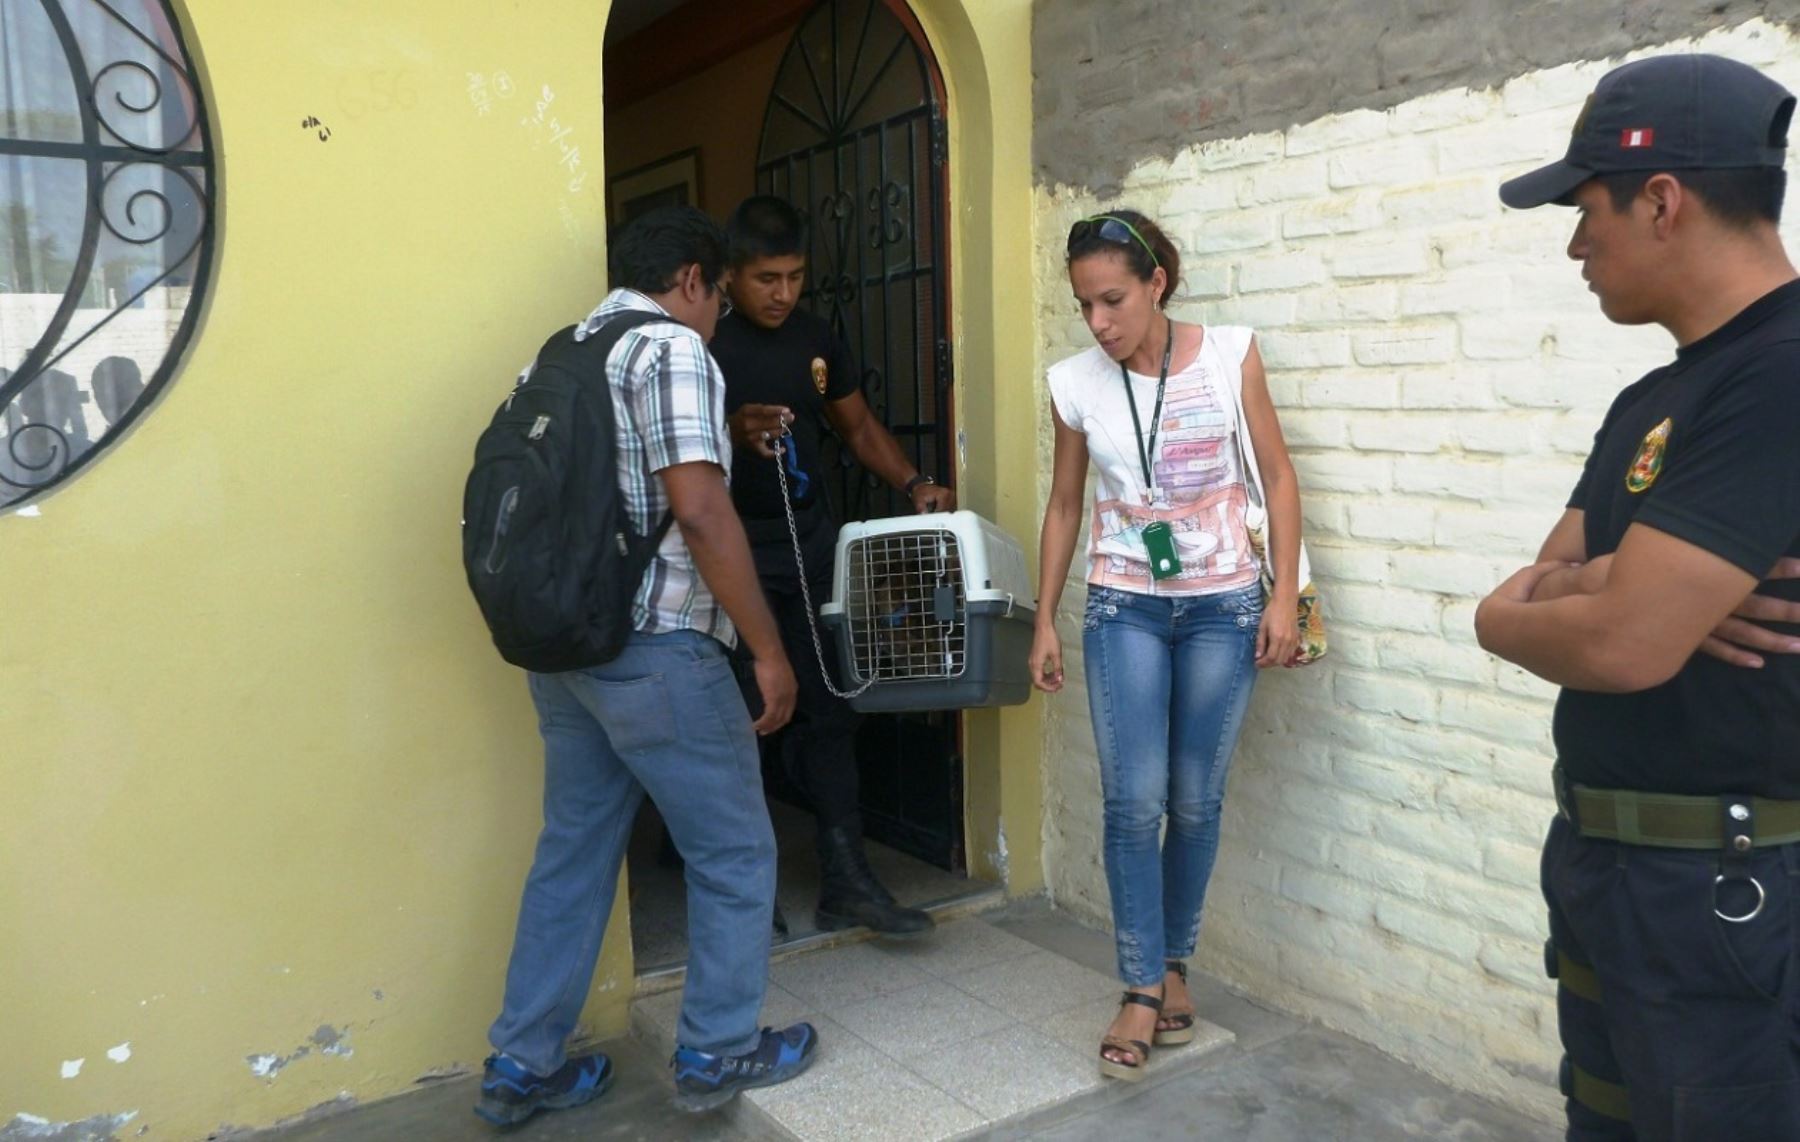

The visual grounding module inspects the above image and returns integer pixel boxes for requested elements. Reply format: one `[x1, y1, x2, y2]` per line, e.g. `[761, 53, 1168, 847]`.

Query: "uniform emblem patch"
[1626, 417, 1672, 493]
[811, 356, 828, 395]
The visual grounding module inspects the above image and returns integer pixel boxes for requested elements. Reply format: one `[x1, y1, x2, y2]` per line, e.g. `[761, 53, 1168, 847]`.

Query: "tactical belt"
[1552, 762, 1800, 849]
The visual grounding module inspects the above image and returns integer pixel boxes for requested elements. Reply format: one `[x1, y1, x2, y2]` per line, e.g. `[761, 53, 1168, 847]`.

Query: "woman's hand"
[1030, 622, 1065, 692]
[1256, 597, 1301, 668]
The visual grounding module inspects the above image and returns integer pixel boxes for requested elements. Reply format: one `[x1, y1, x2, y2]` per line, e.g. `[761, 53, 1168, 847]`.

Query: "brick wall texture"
[1032, 0, 1800, 192]
[1029, 15, 1800, 1119]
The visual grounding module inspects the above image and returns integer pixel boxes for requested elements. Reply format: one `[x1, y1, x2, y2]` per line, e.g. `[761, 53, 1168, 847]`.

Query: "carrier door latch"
[932, 584, 957, 624]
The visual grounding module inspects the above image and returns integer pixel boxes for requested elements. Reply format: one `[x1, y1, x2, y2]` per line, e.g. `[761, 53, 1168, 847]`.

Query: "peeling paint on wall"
[246, 1047, 307, 1079]
[105, 1044, 130, 1065]
[415, 1063, 470, 1084]
[1, 1110, 138, 1141]
[248, 1024, 355, 1079]
[59, 1060, 83, 1079]
[309, 1025, 353, 1058]
[282, 1095, 357, 1130]
[197, 1090, 359, 1141]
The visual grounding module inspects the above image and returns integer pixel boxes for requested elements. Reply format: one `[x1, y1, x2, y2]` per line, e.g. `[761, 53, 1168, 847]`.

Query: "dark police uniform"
[1547, 280, 1800, 1140]
[709, 307, 863, 830]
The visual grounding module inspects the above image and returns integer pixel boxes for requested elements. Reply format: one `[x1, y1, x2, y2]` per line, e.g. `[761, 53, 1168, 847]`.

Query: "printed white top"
[1047, 324, 1261, 596]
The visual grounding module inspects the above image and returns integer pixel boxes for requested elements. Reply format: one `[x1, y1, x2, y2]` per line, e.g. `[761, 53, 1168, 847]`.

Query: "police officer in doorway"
[1477, 54, 1800, 1140]
[712, 195, 954, 938]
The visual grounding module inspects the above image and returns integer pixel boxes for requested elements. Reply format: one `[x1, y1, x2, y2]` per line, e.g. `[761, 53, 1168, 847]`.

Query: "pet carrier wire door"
[821, 511, 1036, 713]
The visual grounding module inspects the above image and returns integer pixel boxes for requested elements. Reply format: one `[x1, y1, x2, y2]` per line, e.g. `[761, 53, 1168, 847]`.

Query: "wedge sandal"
[1098, 990, 1162, 1081]
[1155, 959, 1196, 1046]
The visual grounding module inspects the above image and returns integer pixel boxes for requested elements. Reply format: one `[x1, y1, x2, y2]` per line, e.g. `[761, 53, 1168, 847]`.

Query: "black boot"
[815, 826, 934, 937]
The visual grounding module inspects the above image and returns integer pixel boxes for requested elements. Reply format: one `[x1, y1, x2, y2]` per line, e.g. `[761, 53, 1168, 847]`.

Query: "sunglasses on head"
[1067, 215, 1161, 270]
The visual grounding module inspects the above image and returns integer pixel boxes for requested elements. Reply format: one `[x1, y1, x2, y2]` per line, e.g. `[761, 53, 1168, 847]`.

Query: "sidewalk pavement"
[264, 900, 1555, 1141]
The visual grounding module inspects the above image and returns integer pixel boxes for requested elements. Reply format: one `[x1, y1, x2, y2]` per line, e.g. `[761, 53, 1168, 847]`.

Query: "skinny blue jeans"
[488, 630, 776, 1072]
[1083, 584, 1261, 987]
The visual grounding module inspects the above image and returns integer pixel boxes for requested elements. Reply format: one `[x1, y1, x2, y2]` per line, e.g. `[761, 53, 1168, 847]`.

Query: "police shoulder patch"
[1626, 417, 1672, 494]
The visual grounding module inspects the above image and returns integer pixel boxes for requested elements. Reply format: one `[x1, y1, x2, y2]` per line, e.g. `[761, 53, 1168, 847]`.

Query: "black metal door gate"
[755, 0, 962, 871]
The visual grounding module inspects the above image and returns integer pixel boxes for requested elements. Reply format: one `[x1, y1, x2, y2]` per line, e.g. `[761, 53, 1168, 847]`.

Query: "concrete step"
[631, 914, 1233, 1141]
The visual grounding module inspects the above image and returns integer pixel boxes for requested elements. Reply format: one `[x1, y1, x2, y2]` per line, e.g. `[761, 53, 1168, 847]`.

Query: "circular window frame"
[0, 0, 217, 512]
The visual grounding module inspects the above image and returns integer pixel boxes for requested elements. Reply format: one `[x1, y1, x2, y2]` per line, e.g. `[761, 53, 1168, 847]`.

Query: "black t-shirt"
[1556, 279, 1800, 798]
[709, 308, 860, 524]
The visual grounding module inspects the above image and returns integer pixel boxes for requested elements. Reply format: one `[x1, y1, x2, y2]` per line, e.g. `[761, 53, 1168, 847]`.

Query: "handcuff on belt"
[1716, 798, 1764, 924]
[1555, 764, 1769, 923]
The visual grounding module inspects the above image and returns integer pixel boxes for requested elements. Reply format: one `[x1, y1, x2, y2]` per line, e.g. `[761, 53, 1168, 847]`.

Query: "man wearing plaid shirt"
[479, 207, 819, 1125]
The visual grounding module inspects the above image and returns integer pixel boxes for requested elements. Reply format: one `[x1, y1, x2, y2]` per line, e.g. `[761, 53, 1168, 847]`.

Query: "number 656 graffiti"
[336, 69, 418, 120]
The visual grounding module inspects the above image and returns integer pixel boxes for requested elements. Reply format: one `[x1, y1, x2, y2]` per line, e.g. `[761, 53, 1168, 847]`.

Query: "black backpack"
[462, 312, 673, 672]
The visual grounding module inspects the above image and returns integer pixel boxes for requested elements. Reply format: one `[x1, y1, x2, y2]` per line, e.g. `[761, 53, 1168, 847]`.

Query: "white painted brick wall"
[1030, 18, 1800, 1119]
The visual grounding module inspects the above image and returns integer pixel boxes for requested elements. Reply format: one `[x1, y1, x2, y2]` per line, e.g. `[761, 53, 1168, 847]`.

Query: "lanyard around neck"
[1119, 321, 1174, 492]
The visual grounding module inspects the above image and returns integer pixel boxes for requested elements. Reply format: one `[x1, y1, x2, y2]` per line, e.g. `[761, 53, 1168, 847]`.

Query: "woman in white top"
[1031, 210, 1304, 1080]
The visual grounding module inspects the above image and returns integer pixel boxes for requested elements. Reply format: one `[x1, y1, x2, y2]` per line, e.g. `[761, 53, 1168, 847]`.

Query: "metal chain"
[771, 429, 876, 699]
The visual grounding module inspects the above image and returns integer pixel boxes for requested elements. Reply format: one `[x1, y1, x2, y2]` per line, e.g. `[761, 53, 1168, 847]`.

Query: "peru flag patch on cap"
[1621, 128, 1655, 149]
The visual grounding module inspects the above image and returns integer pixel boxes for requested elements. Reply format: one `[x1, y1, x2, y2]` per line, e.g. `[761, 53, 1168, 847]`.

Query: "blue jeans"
[1083, 584, 1261, 987]
[488, 630, 776, 1072]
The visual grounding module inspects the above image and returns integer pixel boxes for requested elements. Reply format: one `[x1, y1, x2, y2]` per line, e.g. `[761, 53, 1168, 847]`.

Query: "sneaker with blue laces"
[670, 1022, 819, 1113]
[474, 1051, 614, 1126]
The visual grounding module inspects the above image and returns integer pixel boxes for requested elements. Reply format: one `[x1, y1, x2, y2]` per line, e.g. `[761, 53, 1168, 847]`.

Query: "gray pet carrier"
[819, 510, 1036, 713]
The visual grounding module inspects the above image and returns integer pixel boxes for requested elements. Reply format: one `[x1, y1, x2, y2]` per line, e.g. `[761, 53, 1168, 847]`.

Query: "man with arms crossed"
[1477, 55, 1800, 1140]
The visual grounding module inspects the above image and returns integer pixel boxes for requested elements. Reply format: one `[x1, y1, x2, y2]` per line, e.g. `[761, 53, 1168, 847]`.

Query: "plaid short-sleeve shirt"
[533, 289, 734, 646]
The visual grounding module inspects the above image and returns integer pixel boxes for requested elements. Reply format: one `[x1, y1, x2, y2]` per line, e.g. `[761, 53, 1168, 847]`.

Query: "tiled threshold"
[630, 913, 1234, 1141]
[634, 883, 1007, 998]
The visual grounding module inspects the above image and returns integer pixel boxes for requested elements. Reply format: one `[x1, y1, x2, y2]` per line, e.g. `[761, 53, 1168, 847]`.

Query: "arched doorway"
[602, 0, 976, 974]
[756, 0, 951, 526]
[756, 0, 963, 872]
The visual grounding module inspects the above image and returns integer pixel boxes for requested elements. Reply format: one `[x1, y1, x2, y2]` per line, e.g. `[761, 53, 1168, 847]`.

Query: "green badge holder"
[1143, 520, 1182, 580]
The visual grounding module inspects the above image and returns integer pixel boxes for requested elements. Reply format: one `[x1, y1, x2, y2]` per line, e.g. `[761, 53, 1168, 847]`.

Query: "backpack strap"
[568, 308, 673, 363]
[570, 308, 684, 541]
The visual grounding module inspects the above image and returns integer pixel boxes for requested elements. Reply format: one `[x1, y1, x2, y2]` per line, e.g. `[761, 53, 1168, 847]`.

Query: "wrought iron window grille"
[1, 0, 216, 510]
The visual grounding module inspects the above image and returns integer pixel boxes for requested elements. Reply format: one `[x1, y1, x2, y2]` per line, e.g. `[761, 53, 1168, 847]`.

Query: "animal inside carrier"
[819, 510, 1036, 713]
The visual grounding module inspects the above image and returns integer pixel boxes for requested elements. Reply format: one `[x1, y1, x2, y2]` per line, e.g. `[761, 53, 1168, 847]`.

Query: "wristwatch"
[904, 474, 936, 496]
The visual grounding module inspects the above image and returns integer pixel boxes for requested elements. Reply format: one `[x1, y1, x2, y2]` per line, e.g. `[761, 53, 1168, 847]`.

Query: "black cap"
[1500, 54, 1796, 209]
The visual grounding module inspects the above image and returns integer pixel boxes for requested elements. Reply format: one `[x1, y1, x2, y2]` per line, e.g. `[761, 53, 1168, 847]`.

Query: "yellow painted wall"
[905, 0, 1042, 894]
[603, 31, 789, 220]
[0, 0, 1043, 1137]
[0, 3, 628, 1136]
